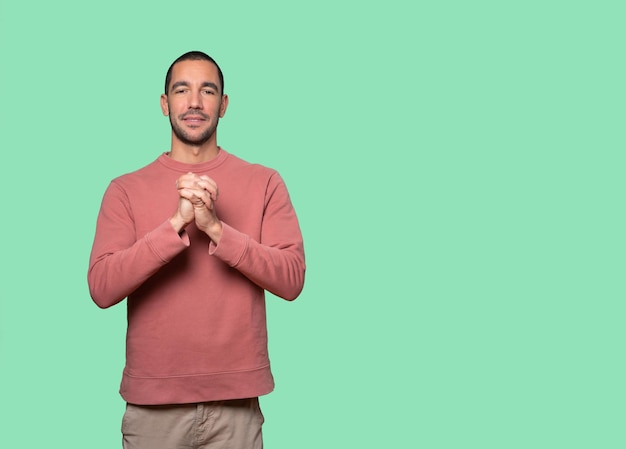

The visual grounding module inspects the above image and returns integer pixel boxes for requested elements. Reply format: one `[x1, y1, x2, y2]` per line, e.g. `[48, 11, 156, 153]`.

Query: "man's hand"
[169, 177, 195, 233]
[171, 173, 223, 243]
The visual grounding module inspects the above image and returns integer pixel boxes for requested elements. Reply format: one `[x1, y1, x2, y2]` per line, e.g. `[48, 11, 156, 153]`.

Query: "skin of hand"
[169, 173, 223, 243]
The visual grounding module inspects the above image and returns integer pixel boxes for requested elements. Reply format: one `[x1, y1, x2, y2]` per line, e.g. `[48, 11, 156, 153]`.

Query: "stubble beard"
[169, 113, 219, 147]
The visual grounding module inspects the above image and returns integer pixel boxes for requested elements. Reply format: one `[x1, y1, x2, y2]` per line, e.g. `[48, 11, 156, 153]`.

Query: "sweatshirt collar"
[157, 147, 229, 172]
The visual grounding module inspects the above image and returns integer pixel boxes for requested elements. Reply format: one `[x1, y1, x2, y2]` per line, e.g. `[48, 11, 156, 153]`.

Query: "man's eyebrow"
[170, 81, 190, 91]
[170, 81, 220, 92]
[201, 81, 220, 91]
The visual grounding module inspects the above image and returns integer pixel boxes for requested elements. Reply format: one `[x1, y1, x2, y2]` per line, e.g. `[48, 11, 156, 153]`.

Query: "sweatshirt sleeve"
[209, 172, 305, 301]
[87, 181, 190, 308]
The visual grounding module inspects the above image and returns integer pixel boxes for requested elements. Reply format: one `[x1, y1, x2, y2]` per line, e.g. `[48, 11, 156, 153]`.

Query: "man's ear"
[219, 94, 229, 118]
[160, 94, 169, 116]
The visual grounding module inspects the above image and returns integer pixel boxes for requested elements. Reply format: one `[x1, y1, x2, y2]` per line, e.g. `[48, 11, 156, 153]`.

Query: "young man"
[88, 51, 305, 449]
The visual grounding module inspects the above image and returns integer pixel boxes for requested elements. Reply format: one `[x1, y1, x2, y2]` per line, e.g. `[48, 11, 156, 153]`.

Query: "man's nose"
[189, 91, 202, 109]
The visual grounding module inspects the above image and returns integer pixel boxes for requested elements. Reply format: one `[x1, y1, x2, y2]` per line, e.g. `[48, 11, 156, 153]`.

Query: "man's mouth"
[181, 112, 209, 124]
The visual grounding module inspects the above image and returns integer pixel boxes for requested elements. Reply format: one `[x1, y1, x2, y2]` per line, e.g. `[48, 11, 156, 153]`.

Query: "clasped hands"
[169, 172, 222, 243]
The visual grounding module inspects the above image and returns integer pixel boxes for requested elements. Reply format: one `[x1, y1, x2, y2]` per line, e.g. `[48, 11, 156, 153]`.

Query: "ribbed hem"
[119, 365, 275, 405]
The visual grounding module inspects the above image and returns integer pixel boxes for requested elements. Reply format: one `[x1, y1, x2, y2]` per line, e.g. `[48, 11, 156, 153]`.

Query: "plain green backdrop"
[1, 1, 624, 447]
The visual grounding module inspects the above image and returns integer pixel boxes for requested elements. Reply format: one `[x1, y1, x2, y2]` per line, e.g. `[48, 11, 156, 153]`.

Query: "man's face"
[160, 59, 228, 147]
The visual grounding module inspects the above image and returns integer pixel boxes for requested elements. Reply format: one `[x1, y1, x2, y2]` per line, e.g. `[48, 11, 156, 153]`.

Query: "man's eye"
[203, 90, 215, 95]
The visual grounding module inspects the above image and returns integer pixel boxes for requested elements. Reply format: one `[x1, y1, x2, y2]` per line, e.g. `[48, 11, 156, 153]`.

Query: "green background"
[1, 1, 624, 447]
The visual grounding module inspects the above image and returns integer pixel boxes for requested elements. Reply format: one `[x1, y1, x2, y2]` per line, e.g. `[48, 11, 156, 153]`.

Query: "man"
[88, 51, 305, 449]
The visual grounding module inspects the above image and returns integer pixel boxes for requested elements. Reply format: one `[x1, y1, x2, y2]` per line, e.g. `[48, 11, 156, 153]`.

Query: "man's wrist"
[204, 221, 223, 244]
[169, 214, 187, 234]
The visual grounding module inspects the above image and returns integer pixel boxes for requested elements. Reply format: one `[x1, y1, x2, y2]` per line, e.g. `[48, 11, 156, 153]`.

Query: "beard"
[169, 110, 218, 146]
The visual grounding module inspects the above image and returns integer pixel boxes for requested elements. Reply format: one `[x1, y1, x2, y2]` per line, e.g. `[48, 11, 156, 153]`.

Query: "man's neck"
[168, 141, 220, 164]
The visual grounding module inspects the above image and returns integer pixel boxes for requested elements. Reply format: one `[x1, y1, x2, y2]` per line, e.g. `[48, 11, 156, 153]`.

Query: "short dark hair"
[164, 51, 224, 95]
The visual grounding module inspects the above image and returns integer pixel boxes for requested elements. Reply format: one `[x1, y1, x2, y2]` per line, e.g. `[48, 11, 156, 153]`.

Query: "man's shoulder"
[110, 155, 163, 185]
[224, 150, 278, 177]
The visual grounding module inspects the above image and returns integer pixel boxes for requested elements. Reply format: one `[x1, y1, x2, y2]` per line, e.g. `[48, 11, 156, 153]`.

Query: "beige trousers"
[121, 398, 264, 449]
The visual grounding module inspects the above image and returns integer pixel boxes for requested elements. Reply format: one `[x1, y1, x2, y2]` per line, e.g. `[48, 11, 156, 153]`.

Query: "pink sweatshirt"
[88, 149, 305, 405]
